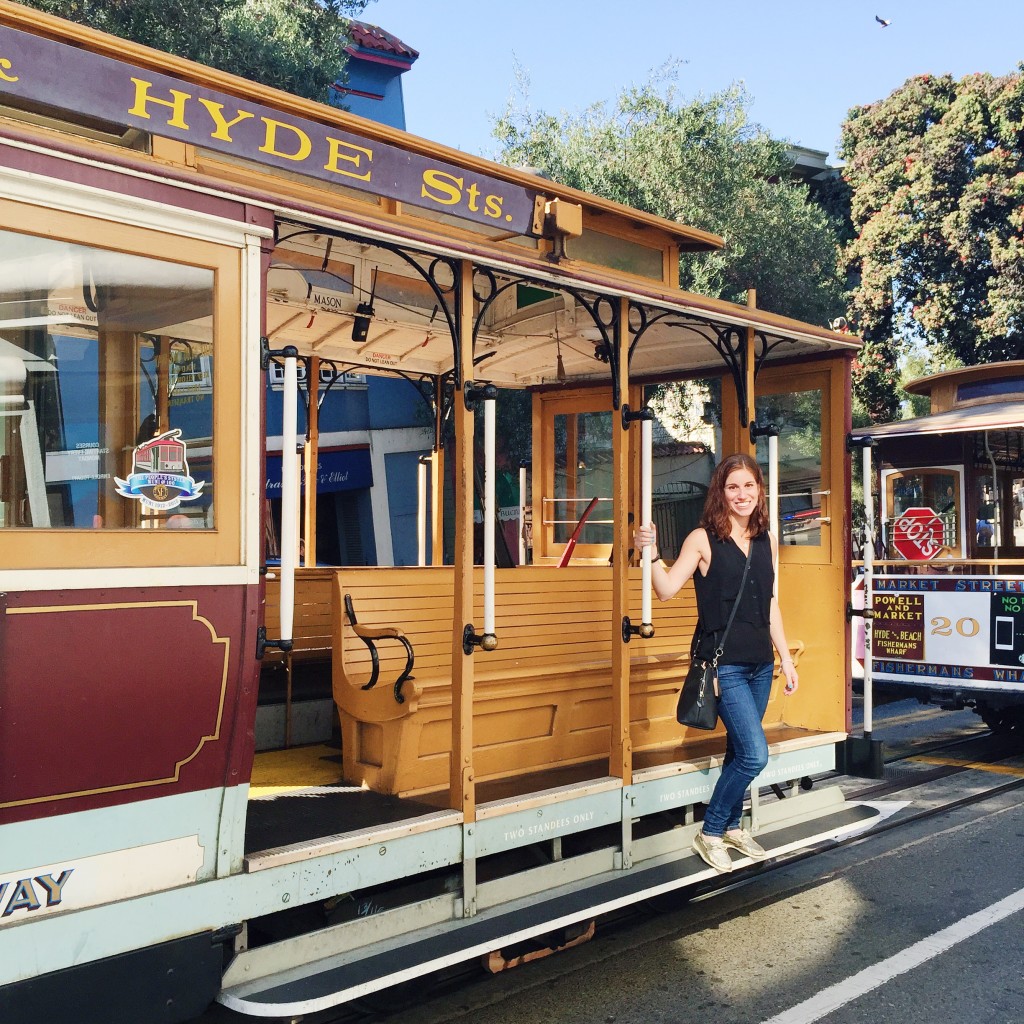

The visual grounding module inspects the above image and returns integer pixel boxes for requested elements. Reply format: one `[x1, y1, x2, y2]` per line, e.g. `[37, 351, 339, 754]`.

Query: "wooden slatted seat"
[263, 567, 337, 667]
[331, 566, 733, 797]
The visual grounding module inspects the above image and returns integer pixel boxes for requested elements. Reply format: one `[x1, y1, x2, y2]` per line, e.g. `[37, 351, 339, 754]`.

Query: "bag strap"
[712, 538, 755, 665]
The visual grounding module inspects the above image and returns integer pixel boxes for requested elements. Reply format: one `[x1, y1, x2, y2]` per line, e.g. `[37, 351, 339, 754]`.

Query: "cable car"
[853, 362, 1024, 734]
[0, 5, 876, 1021]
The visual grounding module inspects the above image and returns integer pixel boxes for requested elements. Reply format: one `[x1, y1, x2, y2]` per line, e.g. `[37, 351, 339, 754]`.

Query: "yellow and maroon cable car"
[0, 5, 875, 1020]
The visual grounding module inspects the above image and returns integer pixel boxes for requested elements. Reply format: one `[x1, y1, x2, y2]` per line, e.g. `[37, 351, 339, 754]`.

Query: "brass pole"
[450, 260, 476, 822]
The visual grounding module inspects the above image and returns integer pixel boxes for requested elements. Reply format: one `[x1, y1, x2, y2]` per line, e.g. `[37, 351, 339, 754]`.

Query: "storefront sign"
[0, 25, 541, 235]
[265, 445, 372, 495]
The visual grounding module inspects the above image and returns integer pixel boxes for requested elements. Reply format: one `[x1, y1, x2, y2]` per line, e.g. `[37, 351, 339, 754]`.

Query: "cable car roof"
[265, 227, 861, 385]
[859, 401, 1024, 439]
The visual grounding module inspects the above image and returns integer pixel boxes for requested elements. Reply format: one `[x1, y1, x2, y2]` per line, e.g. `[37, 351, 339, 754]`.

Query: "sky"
[361, 1, 1024, 163]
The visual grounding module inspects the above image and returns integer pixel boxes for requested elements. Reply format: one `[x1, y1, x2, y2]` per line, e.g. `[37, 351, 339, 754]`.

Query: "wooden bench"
[331, 565, 733, 797]
[263, 568, 337, 745]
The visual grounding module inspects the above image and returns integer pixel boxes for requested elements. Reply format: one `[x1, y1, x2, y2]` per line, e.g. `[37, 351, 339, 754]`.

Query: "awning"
[266, 445, 372, 496]
[857, 401, 1024, 439]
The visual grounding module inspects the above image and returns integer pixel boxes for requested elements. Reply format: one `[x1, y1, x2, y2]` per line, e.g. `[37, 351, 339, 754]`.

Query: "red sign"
[891, 506, 944, 560]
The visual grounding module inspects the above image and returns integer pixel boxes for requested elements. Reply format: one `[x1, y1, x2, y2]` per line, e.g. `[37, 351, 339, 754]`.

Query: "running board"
[218, 802, 879, 1018]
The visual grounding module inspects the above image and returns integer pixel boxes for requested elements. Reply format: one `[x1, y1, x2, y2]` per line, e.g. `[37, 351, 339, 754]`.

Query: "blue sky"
[363, 1, 1024, 162]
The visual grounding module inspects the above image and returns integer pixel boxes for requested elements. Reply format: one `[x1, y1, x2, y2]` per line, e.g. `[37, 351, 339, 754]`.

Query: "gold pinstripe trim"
[2, 600, 231, 809]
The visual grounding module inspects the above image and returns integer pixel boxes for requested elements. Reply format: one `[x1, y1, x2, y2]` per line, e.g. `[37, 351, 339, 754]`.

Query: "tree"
[841, 68, 1024, 422]
[493, 79, 846, 327]
[20, 1, 371, 102]
[492, 79, 845, 445]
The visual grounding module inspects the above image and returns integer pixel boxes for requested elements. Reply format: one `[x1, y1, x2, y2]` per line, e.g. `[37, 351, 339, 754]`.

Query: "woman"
[635, 453, 798, 873]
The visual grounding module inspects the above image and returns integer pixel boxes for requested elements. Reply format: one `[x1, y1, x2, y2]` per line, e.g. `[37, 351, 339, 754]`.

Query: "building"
[264, 21, 433, 571]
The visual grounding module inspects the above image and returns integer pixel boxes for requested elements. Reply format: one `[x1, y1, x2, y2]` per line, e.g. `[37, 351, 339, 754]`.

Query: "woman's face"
[723, 466, 760, 519]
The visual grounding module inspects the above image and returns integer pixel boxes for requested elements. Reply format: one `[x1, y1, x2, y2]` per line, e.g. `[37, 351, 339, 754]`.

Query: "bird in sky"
[875, 15, 892, 26]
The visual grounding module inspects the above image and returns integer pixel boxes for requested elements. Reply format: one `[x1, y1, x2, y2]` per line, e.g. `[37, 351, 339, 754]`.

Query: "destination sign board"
[0, 24, 541, 234]
[870, 574, 1024, 690]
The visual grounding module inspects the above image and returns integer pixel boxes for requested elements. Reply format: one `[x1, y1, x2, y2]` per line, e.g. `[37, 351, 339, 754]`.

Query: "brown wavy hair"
[699, 453, 769, 541]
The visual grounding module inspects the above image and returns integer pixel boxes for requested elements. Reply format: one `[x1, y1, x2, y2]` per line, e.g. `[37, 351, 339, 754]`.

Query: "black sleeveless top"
[692, 532, 774, 664]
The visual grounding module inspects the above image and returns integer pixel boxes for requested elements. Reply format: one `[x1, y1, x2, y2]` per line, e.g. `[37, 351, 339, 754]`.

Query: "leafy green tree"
[20, 0, 370, 102]
[841, 68, 1024, 422]
[493, 80, 845, 327]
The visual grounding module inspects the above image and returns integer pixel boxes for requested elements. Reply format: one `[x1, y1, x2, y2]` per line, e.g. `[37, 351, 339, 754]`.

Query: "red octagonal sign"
[891, 506, 944, 560]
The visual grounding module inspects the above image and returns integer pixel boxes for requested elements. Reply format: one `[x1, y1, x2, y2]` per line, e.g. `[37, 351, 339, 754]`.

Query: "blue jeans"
[701, 662, 773, 836]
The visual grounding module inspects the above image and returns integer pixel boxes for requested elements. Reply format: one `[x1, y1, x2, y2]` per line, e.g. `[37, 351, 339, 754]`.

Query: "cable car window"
[881, 467, 963, 558]
[552, 410, 613, 546]
[0, 229, 215, 530]
[976, 475, 1001, 548]
[1013, 477, 1024, 547]
[754, 389, 823, 546]
[644, 378, 721, 559]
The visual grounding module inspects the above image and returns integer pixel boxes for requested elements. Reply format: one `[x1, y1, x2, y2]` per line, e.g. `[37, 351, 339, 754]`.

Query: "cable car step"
[218, 802, 879, 1018]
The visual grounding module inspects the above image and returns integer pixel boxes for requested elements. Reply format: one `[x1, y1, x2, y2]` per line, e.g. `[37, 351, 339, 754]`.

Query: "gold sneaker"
[692, 831, 733, 873]
[722, 828, 767, 860]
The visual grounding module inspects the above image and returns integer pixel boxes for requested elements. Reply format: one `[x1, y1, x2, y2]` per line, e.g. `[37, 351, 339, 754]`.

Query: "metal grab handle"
[344, 594, 415, 704]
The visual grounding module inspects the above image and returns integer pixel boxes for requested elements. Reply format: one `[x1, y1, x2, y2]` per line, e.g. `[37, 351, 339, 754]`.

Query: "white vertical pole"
[483, 398, 496, 637]
[641, 416, 653, 629]
[417, 456, 428, 567]
[279, 354, 299, 644]
[518, 463, 527, 566]
[862, 443, 874, 736]
[768, 432, 779, 539]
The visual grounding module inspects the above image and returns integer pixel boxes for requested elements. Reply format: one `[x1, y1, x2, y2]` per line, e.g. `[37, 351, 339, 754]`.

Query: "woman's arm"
[768, 533, 799, 694]
[634, 523, 709, 601]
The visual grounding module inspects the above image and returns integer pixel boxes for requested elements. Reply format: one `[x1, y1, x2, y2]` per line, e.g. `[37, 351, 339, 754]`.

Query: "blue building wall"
[332, 61, 408, 130]
[332, 22, 418, 133]
[367, 376, 429, 430]
[263, 22, 425, 567]
[264, 375, 429, 435]
[385, 449, 433, 566]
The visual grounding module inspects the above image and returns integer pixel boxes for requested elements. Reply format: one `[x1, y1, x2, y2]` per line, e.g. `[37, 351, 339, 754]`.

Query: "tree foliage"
[493, 80, 845, 327]
[19, 0, 370, 102]
[841, 68, 1024, 421]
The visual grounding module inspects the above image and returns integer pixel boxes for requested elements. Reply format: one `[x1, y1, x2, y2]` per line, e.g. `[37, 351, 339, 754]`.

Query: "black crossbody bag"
[676, 541, 754, 730]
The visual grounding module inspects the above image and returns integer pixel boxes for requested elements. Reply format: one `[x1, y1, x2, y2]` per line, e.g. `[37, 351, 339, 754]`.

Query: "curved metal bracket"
[626, 304, 687, 369]
[710, 324, 749, 427]
[563, 288, 620, 406]
[344, 594, 415, 704]
[629, 306, 751, 425]
[272, 222, 464, 384]
[754, 332, 798, 376]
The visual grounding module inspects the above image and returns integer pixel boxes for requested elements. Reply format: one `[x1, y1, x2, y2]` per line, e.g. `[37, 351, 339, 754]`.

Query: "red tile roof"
[347, 21, 419, 61]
